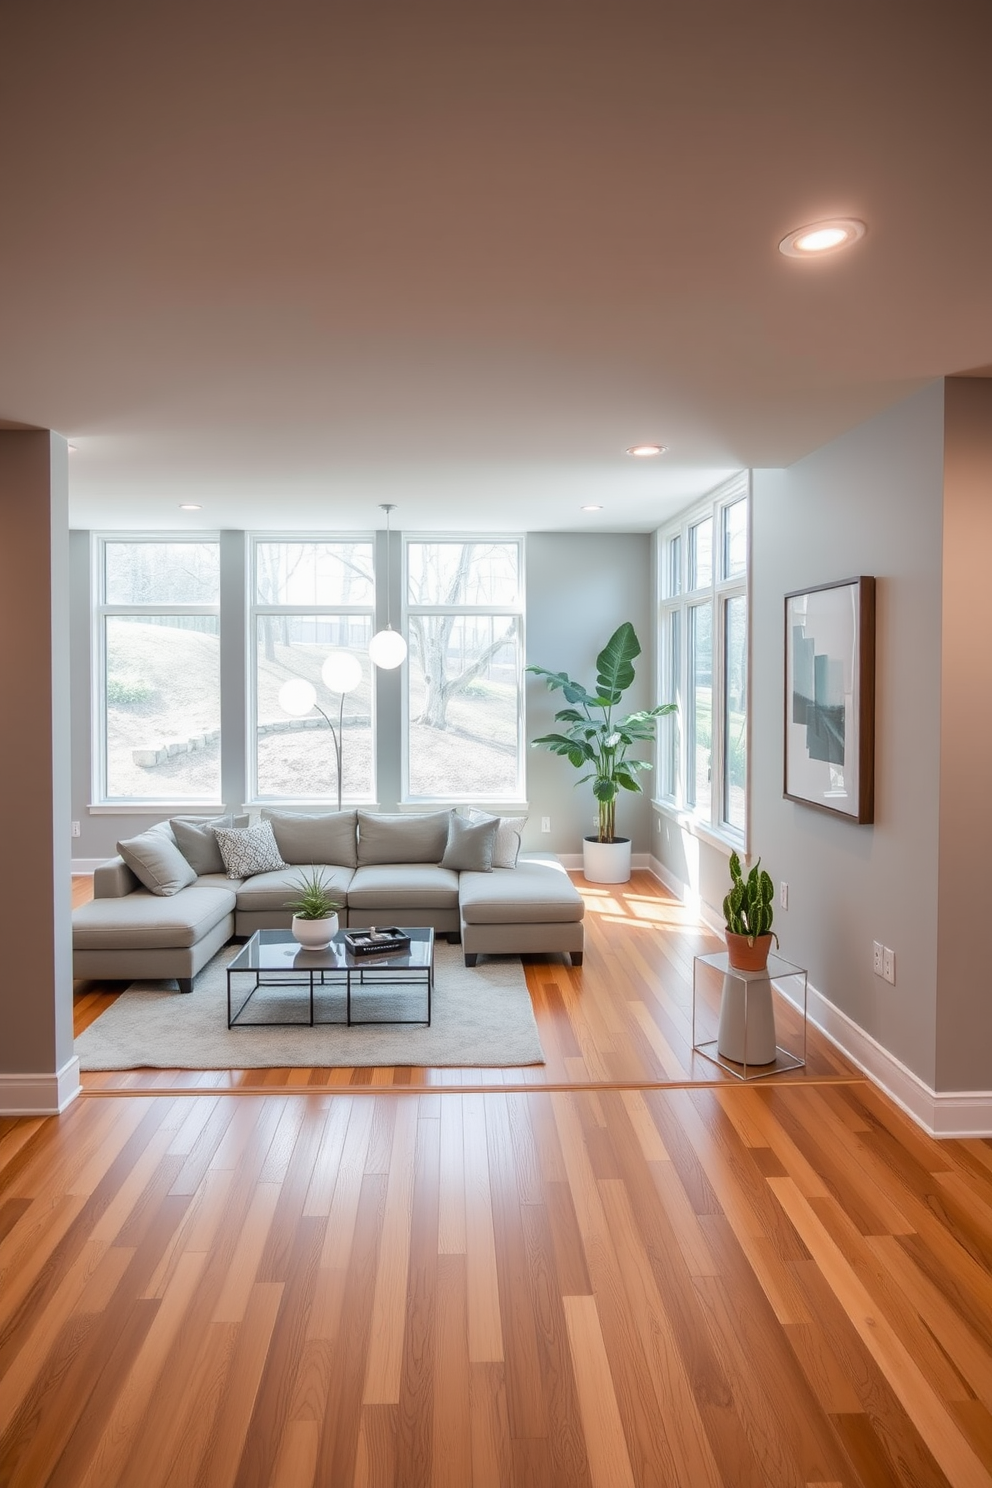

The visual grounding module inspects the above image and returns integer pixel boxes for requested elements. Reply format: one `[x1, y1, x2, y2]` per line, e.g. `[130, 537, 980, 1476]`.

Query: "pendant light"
[368, 503, 408, 669]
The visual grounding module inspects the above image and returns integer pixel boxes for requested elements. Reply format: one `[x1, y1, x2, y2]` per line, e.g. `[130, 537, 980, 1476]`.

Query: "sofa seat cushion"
[72, 885, 236, 950]
[347, 864, 460, 910]
[234, 865, 354, 915]
[459, 855, 584, 925]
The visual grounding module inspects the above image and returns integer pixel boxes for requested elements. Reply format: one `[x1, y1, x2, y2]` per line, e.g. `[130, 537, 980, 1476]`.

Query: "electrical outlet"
[873, 940, 884, 976]
[71, 821, 81, 838]
[883, 947, 896, 985]
[779, 881, 788, 910]
[541, 816, 551, 833]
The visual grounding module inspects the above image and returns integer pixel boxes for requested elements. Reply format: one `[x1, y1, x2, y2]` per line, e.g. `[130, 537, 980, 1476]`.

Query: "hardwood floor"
[0, 873, 984, 1484]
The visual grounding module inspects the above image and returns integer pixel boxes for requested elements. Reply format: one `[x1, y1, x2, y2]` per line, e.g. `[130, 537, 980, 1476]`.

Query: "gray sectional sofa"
[72, 807, 585, 992]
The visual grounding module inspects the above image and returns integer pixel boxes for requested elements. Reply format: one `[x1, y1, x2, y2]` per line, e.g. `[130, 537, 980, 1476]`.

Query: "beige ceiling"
[2, 0, 990, 533]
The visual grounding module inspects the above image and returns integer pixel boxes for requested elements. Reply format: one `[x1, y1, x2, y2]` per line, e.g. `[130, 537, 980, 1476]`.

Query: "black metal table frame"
[226, 929, 434, 1029]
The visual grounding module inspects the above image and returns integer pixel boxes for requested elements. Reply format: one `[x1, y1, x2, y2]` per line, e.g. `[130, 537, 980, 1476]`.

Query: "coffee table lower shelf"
[226, 927, 434, 1029]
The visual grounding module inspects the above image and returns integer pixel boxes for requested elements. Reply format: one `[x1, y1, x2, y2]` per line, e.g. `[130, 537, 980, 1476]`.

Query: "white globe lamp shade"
[278, 678, 317, 717]
[368, 627, 408, 670]
[321, 650, 363, 694]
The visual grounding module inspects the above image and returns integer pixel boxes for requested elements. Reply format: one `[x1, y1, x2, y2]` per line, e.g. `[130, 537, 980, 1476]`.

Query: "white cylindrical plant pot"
[292, 913, 339, 950]
[582, 836, 632, 884]
[717, 968, 777, 1065]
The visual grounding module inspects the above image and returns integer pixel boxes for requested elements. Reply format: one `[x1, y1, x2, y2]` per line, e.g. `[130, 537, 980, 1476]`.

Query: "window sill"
[89, 802, 227, 816]
[651, 799, 744, 858]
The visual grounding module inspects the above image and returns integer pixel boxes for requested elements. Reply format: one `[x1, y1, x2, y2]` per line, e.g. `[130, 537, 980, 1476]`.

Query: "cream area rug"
[75, 941, 545, 1070]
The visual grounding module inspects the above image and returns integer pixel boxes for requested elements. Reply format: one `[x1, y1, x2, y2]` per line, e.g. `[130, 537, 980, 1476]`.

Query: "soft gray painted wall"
[935, 379, 992, 1092]
[70, 528, 652, 858]
[750, 381, 946, 1088]
[1, 431, 74, 1077]
[525, 532, 654, 854]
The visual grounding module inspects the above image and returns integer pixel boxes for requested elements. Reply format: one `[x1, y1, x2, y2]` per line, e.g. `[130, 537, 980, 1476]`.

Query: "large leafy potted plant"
[528, 622, 676, 883]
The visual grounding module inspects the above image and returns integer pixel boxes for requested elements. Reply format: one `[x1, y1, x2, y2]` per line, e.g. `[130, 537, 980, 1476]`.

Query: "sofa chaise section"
[458, 854, 584, 966]
[72, 857, 236, 993]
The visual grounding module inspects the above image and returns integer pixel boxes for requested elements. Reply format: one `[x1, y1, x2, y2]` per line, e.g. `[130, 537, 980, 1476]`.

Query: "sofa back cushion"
[356, 810, 452, 865]
[169, 814, 234, 876]
[117, 824, 198, 897]
[262, 808, 359, 868]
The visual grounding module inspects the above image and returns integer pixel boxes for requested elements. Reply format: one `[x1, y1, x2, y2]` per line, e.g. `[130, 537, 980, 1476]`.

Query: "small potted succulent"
[285, 866, 343, 950]
[723, 852, 779, 971]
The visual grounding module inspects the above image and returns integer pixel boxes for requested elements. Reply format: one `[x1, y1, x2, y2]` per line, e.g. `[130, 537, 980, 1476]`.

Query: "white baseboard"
[561, 851, 669, 875]
[644, 857, 992, 1138]
[803, 984, 992, 1138]
[72, 858, 105, 875]
[0, 1057, 81, 1116]
[648, 854, 725, 934]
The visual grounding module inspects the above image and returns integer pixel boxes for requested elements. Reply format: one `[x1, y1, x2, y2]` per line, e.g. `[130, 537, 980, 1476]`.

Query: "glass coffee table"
[227, 927, 434, 1029]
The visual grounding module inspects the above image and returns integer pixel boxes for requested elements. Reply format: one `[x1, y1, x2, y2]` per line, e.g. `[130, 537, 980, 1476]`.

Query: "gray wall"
[70, 527, 653, 860]
[1, 431, 74, 1081]
[525, 532, 654, 854]
[750, 381, 946, 1088]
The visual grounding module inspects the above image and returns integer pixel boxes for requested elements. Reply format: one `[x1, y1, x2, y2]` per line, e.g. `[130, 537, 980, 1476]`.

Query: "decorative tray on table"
[343, 927, 411, 957]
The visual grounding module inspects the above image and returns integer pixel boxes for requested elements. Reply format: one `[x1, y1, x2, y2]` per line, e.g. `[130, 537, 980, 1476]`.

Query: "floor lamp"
[277, 650, 363, 811]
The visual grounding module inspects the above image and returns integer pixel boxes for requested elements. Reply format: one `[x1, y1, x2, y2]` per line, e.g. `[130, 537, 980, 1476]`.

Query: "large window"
[95, 538, 221, 803]
[405, 538, 525, 801]
[251, 538, 376, 802]
[657, 476, 749, 841]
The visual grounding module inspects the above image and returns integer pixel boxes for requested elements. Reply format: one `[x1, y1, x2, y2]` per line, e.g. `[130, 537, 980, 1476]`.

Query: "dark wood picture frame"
[784, 576, 875, 823]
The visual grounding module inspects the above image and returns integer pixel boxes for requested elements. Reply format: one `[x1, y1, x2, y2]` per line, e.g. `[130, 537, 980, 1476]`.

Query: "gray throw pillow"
[169, 814, 234, 876]
[440, 813, 498, 872]
[357, 810, 452, 865]
[213, 820, 287, 879]
[117, 825, 198, 896]
[262, 808, 359, 868]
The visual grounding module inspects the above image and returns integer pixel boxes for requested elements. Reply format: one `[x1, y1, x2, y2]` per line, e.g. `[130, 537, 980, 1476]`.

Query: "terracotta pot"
[725, 930, 774, 972]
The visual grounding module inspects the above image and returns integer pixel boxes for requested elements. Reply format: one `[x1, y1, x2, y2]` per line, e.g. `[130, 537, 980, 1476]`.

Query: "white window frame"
[91, 532, 223, 810]
[248, 532, 377, 807]
[655, 474, 750, 850]
[402, 533, 527, 805]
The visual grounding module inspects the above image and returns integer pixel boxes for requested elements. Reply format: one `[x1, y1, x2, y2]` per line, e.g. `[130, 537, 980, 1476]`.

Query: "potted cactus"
[723, 852, 779, 970]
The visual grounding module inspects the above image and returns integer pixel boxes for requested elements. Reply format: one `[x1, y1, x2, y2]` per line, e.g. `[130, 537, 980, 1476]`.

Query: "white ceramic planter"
[582, 836, 632, 884]
[717, 968, 777, 1065]
[291, 912, 339, 950]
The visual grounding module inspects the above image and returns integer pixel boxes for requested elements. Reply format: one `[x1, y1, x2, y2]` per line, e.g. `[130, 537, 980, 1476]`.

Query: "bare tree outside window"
[406, 540, 524, 799]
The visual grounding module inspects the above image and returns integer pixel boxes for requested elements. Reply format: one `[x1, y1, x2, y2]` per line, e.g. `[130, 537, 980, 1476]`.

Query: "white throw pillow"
[463, 809, 527, 869]
[213, 820, 287, 879]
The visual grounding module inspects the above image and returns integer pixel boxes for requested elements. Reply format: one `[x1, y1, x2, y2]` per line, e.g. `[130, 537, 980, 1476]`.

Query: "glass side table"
[692, 949, 807, 1081]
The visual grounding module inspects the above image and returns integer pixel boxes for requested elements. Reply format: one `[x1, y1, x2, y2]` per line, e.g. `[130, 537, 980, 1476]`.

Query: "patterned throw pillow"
[213, 821, 286, 880]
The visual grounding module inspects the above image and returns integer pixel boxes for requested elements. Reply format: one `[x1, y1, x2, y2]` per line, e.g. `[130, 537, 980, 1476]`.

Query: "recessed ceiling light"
[179, 503, 202, 510]
[581, 504, 603, 511]
[778, 218, 866, 258]
[626, 444, 666, 457]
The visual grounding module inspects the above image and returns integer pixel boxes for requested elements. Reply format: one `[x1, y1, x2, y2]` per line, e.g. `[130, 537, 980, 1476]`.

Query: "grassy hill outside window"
[95, 536, 221, 804]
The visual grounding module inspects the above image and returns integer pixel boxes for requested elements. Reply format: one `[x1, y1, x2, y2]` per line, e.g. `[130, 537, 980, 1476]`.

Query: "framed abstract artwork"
[784, 576, 875, 823]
